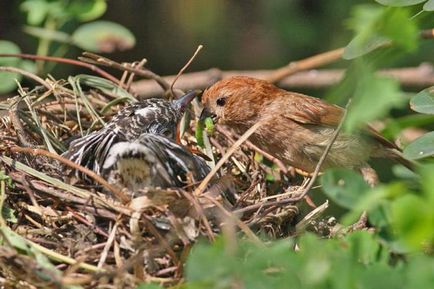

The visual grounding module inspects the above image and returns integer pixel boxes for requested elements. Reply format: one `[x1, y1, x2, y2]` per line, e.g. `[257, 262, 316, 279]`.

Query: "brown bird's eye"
[216, 97, 226, 106]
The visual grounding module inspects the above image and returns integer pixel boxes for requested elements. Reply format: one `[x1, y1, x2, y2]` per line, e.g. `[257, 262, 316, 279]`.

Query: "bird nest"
[0, 60, 327, 288]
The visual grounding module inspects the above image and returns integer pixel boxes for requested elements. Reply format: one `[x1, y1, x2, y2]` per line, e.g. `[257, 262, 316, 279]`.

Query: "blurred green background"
[3, 0, 428, 76]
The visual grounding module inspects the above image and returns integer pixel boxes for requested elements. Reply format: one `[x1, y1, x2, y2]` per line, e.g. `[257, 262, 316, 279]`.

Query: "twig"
[9, 146, 129, 203]
[130, 64, 434, 99]
[420, 28, 434, 39]
[216, 126, 288, 174]
[0, 53, 120, 84]
[170, 45, 203, 98]
[80, 52, 171, 92]
[97, 221, 118, 268]
[295, 200, 329, 234]
[205, 196, 263, 246]
[265, 48, 345, 83]
[28, 240, 103, 272]
[0, 66, 51, 90]
[179, 190, 215, 242]
[194, 121, 263, 196]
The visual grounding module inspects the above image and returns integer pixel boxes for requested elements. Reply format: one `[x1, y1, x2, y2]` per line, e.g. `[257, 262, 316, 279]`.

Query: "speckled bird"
[102, 133, 210, 193]
[63, 91, 204, 187]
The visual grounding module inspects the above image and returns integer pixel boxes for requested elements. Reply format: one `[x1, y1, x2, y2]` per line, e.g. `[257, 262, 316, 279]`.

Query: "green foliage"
[0, 0, 136, 93]
[376, 0, 427, 7]
[0, 226, 83, 289]
[409, 86, 434, 114]
[321, 169, 370, 209]
[72, 21, 136, 53]
[151, 231, 432, 289]
[344, 6, 418, 59]
[404, 86, 434, 160]
[0, 40, 36, 93]
[376, 0, 434, 10]
[403, 131, 434, 159]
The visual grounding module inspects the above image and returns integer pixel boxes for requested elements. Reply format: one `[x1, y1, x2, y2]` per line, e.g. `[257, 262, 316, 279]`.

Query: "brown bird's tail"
[386, 148, 418, 171]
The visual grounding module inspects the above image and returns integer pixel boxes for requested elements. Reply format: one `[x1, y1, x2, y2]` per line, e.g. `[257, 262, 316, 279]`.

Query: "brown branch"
[421, 28, 434, 39]
[0, 53, 120, 84]
[194, 121, 263, 197]
[130, 64, 434, 99]
[0, 66, 51, 90]
[9, 146, 130, 203]
[266, 47, 345, 83]
[216, 126, 288, 174]
[80, 52, 171, 91]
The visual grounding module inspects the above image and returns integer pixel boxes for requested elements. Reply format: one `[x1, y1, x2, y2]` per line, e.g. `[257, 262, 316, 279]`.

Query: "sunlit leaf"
[410, 87, 434, 114]
[67, 0, 107, 22]
[424, 0, 434, 10]
[344, 6, 418, 59]
[375, 0, 426, 6]
[391, 194, 434, 249]
[20, 0, 48, 25]
[345, 65, 404, 131]
[321, 169, 370, 209]
[403, 131, 434, 160]
[0, 40, 22, 93]
[72, 21, 135, 53]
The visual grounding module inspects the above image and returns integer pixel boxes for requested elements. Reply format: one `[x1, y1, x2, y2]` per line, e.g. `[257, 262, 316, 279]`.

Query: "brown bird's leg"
[359, 165, 379, 187]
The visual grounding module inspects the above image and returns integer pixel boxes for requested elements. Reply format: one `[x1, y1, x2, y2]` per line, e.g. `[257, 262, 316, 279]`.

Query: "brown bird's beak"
[174, 90, 201, 112]
[199, 107, 217, 123]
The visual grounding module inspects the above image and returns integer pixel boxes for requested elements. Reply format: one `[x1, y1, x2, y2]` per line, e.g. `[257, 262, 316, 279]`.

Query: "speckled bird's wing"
[110, 99, 181, 140]
[63, 98, 180, 180]
[102, 133, 210, 189]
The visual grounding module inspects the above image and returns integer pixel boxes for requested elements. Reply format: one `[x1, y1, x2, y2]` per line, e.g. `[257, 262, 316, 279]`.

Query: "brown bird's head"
[201, 76, 281, 127]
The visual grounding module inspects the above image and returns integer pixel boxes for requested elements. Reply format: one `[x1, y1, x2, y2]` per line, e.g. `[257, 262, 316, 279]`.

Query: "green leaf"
[410, 87, 434, 114]
[0, 40, 22, 94]
[343, 6, 418, 59]
[66, 0, 107, 22]
[2, 207, 17, 223]
[321, 169, 370, 209]
[72, 21, 135, 53]
[403, 131, 434, 160]
[20, 0, 48, 25]
[195, 120, 205, 147]
[345, 67, 404, 131]
[345, 231, 381, 264]
[375, 0, 427, 6]
[424, 0, 434, 10]
[391, 194, 434, 249]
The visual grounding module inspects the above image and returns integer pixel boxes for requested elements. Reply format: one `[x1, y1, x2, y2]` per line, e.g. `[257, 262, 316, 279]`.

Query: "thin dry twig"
[9, 146, 130, 203]
[170, 45, 203, 98]
[80, 52, 171, 92]
[205, 196, 263, 246]
[0, 53, 120, 84]
[216, 126, 288, 174]
[0, 66, 51, 90]
[194, 121, 263, 196]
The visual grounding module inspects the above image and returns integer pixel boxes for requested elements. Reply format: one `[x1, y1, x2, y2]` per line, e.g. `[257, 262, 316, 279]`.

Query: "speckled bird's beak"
[174, 90, 201, 112]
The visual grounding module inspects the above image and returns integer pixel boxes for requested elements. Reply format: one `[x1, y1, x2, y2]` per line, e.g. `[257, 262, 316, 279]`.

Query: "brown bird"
[201, 76, 413, 183]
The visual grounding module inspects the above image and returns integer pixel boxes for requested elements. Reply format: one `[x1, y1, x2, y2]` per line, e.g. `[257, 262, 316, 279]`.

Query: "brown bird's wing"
[281, 92, 401, 150]
[281, 92, 344, 126]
